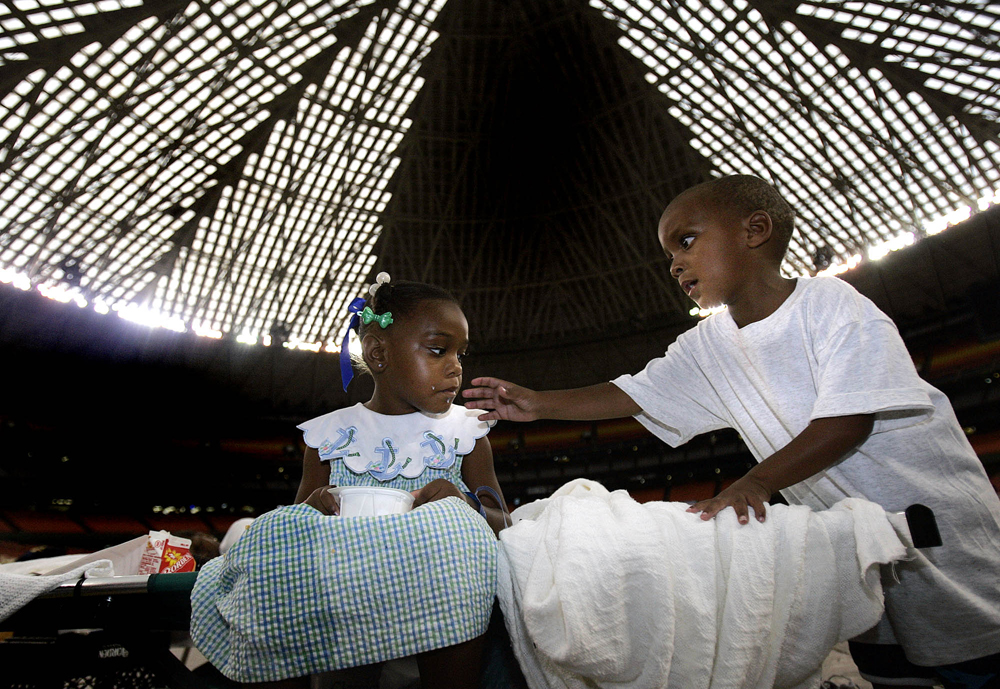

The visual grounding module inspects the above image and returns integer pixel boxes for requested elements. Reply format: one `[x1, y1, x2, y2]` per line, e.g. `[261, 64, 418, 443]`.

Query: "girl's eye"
[679, 235, 694, 250]
[458, 351, 467, 361]
[428, 346, 445, 356]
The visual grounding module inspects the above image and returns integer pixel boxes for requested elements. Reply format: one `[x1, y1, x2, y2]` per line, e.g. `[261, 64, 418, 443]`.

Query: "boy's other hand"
[463, 377, 539, 422]
[411, 479, 464, 508]
[304, 485, 340, 515]
[686, 475, 771, 524]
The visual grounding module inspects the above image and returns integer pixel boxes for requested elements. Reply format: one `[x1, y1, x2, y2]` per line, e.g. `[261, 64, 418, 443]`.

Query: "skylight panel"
[597, 0, 1000, 278]
[4, 1, 997, 338]
[0, 0, 445, 343]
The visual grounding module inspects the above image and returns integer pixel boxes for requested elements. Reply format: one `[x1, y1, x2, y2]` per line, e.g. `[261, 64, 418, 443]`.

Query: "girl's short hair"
[358, 279, 458, 340]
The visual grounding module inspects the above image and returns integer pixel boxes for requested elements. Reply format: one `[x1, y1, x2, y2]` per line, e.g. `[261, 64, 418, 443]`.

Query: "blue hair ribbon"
[340, 297, 367, 392]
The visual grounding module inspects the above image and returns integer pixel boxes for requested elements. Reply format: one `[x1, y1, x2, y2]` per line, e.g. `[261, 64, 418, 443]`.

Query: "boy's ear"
[745, 210, 773, 249]
[361, 332, 387, 371]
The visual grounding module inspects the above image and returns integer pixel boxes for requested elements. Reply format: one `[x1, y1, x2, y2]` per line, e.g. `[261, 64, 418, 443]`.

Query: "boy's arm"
[689, 413, 875, 524]
[463, 377, 641, 422]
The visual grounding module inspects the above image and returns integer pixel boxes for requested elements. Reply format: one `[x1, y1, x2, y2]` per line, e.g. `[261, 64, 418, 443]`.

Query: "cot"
[0, 504, 940, 689]
[0, 571, 222, 688]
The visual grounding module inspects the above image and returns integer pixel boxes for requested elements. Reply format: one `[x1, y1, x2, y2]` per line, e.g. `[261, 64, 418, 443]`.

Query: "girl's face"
[377, 299, 469, 415]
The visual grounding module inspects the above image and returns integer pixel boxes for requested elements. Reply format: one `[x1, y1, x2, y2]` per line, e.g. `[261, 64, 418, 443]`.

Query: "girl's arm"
[295, 446, 339, 514]
[463, 378, 641, 422]
[458, 436, 508, 536]
[411, 437, 508, 536]
[688, 413, 875, 524]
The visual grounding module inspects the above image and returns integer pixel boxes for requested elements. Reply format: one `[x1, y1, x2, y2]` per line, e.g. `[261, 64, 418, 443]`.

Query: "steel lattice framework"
[0, 0, 444, 350]
[0, 0, 997, 358]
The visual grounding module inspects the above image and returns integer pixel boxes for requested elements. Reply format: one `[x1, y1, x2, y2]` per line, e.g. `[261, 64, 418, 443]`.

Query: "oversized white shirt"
[613, 276, 1000, 665]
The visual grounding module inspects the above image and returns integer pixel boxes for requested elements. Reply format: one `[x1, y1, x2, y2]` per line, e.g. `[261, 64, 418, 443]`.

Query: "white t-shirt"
[613, 276, 1000, 665]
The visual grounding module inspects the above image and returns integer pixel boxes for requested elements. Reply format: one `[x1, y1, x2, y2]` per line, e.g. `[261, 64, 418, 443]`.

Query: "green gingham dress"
[190, 404, 498, 683]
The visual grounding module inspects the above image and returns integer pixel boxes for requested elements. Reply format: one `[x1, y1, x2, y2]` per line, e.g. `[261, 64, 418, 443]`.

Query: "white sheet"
[497, 480, 909, 689]
[0, 559, 114, 622]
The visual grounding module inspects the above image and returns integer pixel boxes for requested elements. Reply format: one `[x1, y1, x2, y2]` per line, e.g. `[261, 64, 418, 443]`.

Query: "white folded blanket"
[497, 479, 909, 689]
[0, 559, 114, 622]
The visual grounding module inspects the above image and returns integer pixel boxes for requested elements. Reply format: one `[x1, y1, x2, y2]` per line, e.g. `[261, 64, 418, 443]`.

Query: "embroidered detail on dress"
[319, 426, 360, 461]
[366, 438, 405, 481]
[420, 431, 458, 469]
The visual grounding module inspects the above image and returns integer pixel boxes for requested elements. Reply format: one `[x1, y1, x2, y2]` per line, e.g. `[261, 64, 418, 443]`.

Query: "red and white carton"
[137, 530, 196, 574]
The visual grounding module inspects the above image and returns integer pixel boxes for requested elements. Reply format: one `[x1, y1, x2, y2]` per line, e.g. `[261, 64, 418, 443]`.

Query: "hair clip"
[359, 306, 393, 329]
[368, 271, 391, 297]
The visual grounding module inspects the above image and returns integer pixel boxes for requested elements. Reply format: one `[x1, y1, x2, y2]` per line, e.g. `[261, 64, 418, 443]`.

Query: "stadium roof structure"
[1, 0, 998, 384]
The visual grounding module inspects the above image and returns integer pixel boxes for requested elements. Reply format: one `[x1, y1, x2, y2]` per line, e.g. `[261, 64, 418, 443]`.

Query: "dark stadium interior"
[0, 0, 997, 567]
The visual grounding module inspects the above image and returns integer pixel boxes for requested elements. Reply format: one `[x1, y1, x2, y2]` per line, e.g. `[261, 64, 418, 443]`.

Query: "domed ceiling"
[0, 0, 998, 388]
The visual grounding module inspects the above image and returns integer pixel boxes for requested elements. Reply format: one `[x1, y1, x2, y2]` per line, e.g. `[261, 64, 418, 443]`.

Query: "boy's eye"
[679, 235, 694, 250]
[428, 346, 445, 356]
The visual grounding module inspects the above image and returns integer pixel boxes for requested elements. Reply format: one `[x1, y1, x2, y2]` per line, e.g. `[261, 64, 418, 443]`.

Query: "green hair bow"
[360, 306, 393, 328]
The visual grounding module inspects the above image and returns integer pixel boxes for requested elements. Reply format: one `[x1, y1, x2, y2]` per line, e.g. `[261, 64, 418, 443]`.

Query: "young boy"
[463, 175, 1000, 689]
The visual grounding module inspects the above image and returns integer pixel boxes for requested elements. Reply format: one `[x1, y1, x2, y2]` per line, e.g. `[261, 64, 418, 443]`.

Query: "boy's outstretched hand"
[463, 377, 540, 422]
[686, 474, 772, 524]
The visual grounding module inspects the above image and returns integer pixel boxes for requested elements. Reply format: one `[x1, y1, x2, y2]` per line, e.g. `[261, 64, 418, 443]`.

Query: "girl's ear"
[745, 210, 774, 249]
[361, 332, 387, 372]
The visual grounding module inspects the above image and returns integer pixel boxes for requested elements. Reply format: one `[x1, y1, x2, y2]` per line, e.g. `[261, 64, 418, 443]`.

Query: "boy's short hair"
[677, 175, 796, 259]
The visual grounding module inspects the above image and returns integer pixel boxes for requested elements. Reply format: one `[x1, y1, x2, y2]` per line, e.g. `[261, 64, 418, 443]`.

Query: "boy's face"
[658, 192, 755, 311]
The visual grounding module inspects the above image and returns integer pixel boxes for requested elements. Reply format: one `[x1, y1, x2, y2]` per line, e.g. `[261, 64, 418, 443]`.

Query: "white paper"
[41, 534, 148, 577]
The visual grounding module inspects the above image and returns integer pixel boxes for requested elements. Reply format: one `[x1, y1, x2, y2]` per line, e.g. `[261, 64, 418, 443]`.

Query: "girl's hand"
[686, 475, 771, 524]
[411, 479, 467, 509]
[303, 485, 340, 515]
[462, 377, 540, 422]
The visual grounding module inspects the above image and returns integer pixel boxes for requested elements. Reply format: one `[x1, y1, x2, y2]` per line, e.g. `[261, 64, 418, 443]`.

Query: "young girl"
[191, 275, 508, 689]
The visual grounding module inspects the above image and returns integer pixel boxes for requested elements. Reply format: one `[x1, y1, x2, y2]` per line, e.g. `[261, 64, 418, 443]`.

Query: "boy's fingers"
[462, 387, 494, 399]
[687, 500, 722, 520]
[462, 403, 501, 420]
[735, 505, 750, 525]
[686, 499, 713, 515]
[469, 376, 505, 388]
[688, 496, 757, 525]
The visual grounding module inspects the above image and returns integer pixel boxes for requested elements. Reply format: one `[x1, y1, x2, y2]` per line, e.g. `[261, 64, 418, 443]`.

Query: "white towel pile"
[0, 559, 114, 622]
[497, 479, 909, 689]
